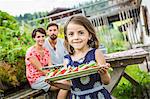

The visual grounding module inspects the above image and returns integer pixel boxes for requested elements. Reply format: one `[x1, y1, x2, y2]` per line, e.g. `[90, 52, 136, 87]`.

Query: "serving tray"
[46, 67, 99, 81]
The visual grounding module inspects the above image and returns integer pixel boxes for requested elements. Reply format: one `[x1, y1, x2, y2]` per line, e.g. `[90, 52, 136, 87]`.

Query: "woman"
[25, 28, 59, 92]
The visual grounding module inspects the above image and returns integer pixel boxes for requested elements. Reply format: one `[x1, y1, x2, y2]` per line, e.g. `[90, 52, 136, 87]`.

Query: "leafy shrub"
[0, 61, 19, 86]
[0, 11, 33, 90]
[97, 26, 128, 53]
[112, 65, 150, 98]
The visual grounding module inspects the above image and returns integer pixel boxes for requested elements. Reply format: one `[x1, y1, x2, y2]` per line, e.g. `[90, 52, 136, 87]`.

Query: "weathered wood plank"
[5, 89, 43, 99]
[19, 89, 43, 99]
[105, 48, 149, 61]
[108, 57, 146, 68]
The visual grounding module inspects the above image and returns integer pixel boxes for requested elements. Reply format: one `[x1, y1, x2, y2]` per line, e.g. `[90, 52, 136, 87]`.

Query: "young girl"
[55, 16, 112, 99]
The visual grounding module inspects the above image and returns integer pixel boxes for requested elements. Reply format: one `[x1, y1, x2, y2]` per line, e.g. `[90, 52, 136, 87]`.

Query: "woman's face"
[34, 32, 45, 46]
[66, 23, 90, 50]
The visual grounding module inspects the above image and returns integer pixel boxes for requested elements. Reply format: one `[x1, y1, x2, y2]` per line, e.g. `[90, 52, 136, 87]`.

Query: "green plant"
[97, 26, 128, 53]
[112, 65, 150, 98]
[0, 11, 33, 90]
[0, 61, 19, 87]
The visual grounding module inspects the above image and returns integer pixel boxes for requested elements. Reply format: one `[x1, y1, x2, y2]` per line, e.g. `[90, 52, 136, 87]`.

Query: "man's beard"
[50, 34, 57, 40]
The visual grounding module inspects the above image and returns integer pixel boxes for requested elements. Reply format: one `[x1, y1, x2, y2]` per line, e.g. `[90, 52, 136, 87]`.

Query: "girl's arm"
[95, 49, 111, 85]
[28, 56, 49, 75]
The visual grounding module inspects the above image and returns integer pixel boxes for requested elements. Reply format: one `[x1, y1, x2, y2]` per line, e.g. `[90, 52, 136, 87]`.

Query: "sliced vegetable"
[52, 69, 58, 76]
[72, 67, 78, 72]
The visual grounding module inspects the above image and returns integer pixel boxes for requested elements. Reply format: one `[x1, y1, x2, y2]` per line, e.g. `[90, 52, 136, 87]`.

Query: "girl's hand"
[98, 67, 108, 74]
[98, 63, 110, 74]
[98, 63, 110, 69]
[98, 63, 111, 84]
[104, 63, 110, 68]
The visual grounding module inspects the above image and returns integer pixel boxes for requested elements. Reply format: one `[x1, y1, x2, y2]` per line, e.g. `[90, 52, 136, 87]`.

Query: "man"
[44, 23, 68, 99]
[44, 23, 67, 65]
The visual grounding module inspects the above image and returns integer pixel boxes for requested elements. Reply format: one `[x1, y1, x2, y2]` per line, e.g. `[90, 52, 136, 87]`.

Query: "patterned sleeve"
[25, 47, 34, 61]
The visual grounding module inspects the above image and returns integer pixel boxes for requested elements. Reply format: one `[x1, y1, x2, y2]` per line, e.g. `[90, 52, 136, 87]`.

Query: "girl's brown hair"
[64, 15, 99, 55]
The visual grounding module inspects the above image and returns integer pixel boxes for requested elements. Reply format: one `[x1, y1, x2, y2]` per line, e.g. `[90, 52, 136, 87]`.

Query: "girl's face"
[34, 32, 45, 46]
[66, 23, 90, 50]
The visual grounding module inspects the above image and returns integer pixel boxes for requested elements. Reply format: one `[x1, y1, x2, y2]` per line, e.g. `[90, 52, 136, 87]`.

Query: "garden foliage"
[0, 11, 33, 90]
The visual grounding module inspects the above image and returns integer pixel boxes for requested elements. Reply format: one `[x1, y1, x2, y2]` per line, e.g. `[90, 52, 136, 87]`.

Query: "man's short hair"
[47, 23, 58, 30]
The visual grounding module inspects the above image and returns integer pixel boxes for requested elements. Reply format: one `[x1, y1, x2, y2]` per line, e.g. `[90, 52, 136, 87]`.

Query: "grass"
[112, 65, 150, 99]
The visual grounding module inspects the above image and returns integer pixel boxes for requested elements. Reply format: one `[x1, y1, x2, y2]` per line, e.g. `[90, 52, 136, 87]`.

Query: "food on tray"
[46, 62, 113, 81]
[47, 62, 97, 77]
[47, 69, 58, 77]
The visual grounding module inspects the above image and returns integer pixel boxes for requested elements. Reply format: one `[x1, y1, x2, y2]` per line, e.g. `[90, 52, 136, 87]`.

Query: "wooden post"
[141, 6, 149, 43]
[122, 72, 140, 86]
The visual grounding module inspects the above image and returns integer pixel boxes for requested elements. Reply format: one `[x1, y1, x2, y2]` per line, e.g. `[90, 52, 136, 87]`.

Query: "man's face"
[47, 25, 58, 40]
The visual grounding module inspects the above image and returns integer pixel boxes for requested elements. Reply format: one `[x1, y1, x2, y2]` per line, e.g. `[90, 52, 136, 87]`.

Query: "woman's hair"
[32, 28, 46, 38]
[64, 15, 99, 55]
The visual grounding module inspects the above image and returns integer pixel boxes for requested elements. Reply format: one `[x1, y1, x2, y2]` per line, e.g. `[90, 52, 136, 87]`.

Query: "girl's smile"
[66, 23, 90, 50]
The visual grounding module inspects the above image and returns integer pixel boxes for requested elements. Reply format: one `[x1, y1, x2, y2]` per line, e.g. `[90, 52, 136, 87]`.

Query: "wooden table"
[104, 48, 149, 93]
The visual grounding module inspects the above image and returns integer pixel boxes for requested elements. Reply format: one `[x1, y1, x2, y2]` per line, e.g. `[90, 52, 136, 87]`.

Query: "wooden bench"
[5, 88, 43, 99]
[5, 88, 59, 99]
